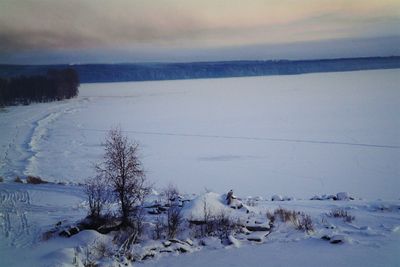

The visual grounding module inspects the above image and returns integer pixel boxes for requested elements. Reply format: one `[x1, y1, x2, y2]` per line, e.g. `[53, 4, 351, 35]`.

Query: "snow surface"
[0, 187, 399, 267]
[0, 69, 399, 266]
[1, 69, 399, 199]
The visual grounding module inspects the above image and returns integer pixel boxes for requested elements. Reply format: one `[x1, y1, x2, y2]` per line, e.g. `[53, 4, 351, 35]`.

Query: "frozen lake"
[1, 69, 399, 199]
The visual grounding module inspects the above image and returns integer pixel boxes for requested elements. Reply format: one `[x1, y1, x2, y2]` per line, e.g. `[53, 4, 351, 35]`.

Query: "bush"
[153, 215, 165, 240]
[26, 176, 48, 184]
[84, 176, 111, 220]
[14, 176, 23, 183]
[0, 176, 3, 182]
[167, 205, 183, 238]
[328, 208, 355, 223]
[162, 184, 183, 238]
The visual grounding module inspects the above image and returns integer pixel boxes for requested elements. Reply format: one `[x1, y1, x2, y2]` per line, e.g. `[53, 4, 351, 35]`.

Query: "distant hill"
[0, 56, 399, 83]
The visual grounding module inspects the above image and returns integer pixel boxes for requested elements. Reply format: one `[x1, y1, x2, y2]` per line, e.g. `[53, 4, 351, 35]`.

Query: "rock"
[185, 238, 194, 246]
[330, 235, 346, 244]
[321, 235, 331, 241]
[141, 251, 156, 261]
[245, 225, 270, 232]
[311, 194, 336, 200]
[336, 192, 351, 201]
[145, 203, 161, 209]
[229, 198, 244, 209]
[228, 235, 241, 248]
[148, 209, 161, 215]
[162, 240, 172, 247]
[158, 206, 168, 212]
[271, 195, 283, 201]
[169, 238, 186, 245]
[59, 226, 80, 237]
[175, 244, 192, 253]
[159, 248, 173, 253]
[188, 220, 206, 226]
[324, 223, 336, 229]
[247, 233, 264, 242]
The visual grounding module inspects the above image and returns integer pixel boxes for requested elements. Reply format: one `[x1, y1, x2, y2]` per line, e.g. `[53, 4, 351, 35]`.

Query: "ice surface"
[1, 69, 399, 199]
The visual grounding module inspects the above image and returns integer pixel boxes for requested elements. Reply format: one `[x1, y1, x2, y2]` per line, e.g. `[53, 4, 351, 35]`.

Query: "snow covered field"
[0, 69, 399, 266]
[1, 69, 399, 198]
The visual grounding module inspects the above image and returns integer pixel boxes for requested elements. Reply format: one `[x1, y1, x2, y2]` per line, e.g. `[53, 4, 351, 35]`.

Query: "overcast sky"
[0, 0, 399, 64]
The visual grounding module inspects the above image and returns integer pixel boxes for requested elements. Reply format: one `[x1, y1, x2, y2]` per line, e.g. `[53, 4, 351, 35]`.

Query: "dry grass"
[329, 208, 355, 223]
[272, 208, 314, 233]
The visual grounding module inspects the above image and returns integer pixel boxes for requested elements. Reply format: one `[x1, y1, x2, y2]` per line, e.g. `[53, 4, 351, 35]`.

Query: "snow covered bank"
[1, 185, 399, 266]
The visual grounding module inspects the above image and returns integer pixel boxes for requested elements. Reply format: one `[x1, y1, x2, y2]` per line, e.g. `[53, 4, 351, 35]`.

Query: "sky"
[0, 0, 399, 64]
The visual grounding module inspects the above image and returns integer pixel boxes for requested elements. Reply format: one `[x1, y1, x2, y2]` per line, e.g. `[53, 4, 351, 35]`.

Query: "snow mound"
[336, 192, 351, 201]
[200, 237, 224, 249]
[311, 192, 354, 201]
[182, 192, 233, 221]
[42, 248, 79, 267]
[70, 229, 110, 245]
[271, 195, 293, 201]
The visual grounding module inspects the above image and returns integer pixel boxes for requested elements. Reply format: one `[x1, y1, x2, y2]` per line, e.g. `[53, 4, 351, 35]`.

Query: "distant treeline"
[0, 56, 399, 84]
[0, 68, 79, 106]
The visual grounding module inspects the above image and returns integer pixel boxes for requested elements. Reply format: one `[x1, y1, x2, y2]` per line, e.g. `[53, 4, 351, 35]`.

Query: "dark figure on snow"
[226, 189, 234, 205]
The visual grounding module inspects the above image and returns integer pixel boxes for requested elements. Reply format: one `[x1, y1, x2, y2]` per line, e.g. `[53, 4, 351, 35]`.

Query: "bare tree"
[95, 128, 151, 226]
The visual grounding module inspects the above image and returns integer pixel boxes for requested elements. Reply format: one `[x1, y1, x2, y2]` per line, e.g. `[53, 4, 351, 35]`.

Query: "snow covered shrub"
[26, 175, 48, 184]
[14, 176, 23, 183]
[329, 208, 355, 223]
